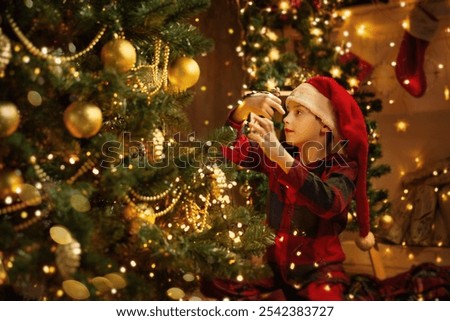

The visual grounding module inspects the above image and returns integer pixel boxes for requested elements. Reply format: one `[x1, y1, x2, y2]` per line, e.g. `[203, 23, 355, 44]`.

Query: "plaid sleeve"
[221, 111, 276, 174]
[274, 159, 358, 219]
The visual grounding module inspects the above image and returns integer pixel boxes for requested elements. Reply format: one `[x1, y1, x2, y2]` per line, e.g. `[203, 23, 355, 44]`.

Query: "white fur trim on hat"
[355, 231, 375, 251]
[285, 83, 339, 136]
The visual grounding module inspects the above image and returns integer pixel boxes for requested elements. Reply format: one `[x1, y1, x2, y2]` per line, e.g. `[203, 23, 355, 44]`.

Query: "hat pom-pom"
[355, 231, 375, 251]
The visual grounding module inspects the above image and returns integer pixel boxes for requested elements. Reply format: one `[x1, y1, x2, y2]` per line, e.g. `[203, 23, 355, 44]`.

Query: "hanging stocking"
[395, 3, 439, 98]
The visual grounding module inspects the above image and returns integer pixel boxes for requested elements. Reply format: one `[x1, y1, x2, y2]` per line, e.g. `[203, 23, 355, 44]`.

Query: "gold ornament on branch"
[168, 57, 200, 91]
[0, 29, 12, 77]
[0, 169, 23, 199]
[379, 213, 394, 230]
[0, 101, 20, 138]
[149, 128, 165, 163]
[101, 38, 137, 73]
[56, 240, 82, 280]
[64, 101, 103, 138]
[62, 279, 90, 300]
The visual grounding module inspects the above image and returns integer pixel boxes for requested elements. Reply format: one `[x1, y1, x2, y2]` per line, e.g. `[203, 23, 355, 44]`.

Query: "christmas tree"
[0, 0, 274, 300]
[235, 0, 391, 234]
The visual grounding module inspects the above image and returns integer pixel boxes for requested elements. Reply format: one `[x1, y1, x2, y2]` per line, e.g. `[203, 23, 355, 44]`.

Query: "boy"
[220, 76, 375, 300]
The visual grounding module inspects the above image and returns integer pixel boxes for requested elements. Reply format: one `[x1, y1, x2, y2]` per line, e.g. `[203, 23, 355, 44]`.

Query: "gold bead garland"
[0, 195, 44, 215]
[30, 156, 97, 185]
[6, 13, 106, 64]
[128, 39, 170, 99]
[14, 205, 51, 232]
[129, 183, 174, 202]
[123, 188, 182, 223]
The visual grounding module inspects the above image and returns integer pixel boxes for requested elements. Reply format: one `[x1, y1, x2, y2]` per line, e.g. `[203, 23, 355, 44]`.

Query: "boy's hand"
[248, 114, 294, 173]
[231, 92, 284, 123]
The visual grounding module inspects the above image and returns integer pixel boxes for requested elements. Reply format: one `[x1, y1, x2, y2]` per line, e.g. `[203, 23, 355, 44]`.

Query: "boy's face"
[283, 103, 325, 148]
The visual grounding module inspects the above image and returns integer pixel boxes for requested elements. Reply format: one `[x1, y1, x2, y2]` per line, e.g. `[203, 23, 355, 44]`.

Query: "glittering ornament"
[0, 29, 12, 78]
[239, 181, 253, 199]
[149, 128, 165, 163]
[104, 273, 127, 289]
[0, 169, 23, 198]
[166, 287, 185, 300]
[0, 101, 20, 138]
[379, 214, 394, 230]
[168, 57, 200, 91]
[91, 276, 114, 293]
[64, 101, 103, 138]
[56, 240, 82, 279]
[123, 203, 138, 221]
[50, 225, 73, 245]
[18, 184, 42, 206]
[101, 38, 136, 73]
[210, 165, 227, 199]
[62, 279, 90, 300]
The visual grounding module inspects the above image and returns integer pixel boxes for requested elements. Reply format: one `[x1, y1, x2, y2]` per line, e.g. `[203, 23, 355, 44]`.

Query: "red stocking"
[395, 4, 438, 98]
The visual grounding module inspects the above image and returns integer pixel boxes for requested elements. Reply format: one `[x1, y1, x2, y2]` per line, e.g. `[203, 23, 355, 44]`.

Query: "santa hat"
[285, 76, 375, 251]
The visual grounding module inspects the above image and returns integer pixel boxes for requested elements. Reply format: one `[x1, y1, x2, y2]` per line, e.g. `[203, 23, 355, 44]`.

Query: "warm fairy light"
[296, 251, 302, 256]
[391, 61, 397, 67]
[228, 28, 234, 35]
[149, 272, 155, 278]
[289, 263, 295, 270]
[389, 42, 395, 47]
[389, 99, 395, 104]
[395, 121, 408, 132]
[35, 210, 42, 216]
[403, 79, 410, 85]
[324, 284, 331, 292]
[356, 24, 367, 36]
[342, 10, 352, 19]
[406, 203, 414, 211]
[47, 154, 54, 160]
[435, 187, 439, 192]
[4, 196, 13, 204]
[330, 66, 343, 78]
[402, 20, 409, 30]
[436, 256, 442, 264]
[403, 189, 409, 194]
[400, 1, 406, 7]
[56, 290, 64, 297]
[433, 170, 439, 176]
[314, 262, 319, 268]
[343, 30, 349, 37]
[445, 86, 449, 101]
[236, 275, 244, 282]
[408, 253, 414, 260]
[348, 77, 359, 88]
[130, 260, 137, 267]
[20, 211, 28, 219]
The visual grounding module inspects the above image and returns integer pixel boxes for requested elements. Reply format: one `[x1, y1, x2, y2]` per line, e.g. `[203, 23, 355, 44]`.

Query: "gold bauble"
[104, 273, 127, 289]
[0, 29, 12, 78]
[166, 287, 185, 300]
[101, 39, 136, 73]
[0, 169, 23, 198]
[239, 182, 253, 199]
[379, 214, 394, 230]
[62, 280, 90, 300]
[123, 204, 138, 221]
[91, 276, 114, 293]
[64, 101, 103, 138]
[0, 101, 20, 137]
[18, 184, 42, 206]
[168, 57, 200, 90]
[50, 225, 73, 245]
